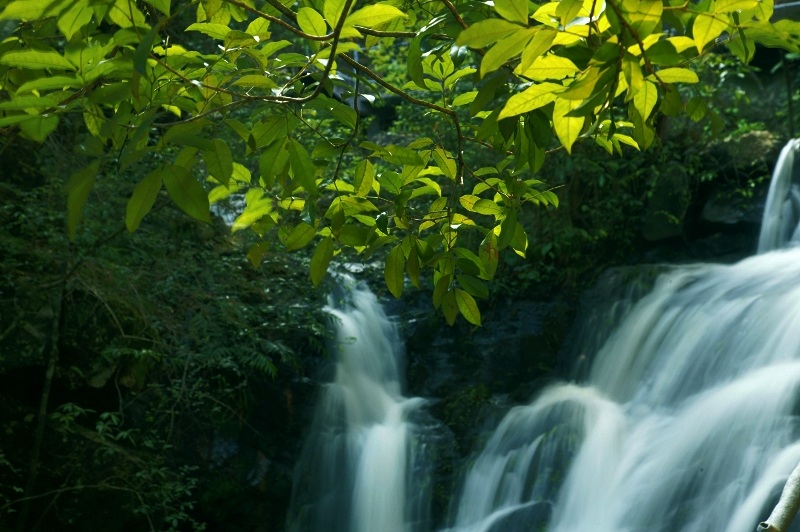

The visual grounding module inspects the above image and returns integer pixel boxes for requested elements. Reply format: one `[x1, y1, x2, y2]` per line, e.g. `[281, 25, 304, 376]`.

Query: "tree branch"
[759, 461, 800, 532]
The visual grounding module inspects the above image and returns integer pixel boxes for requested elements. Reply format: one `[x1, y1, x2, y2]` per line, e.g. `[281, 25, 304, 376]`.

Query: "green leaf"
[203, 140, 234, 185]
[407, 241, 420, 287]
[481, 28, 536, 78]
[407, 35, 426, 89]
[715, 0, 758, 12]
[323, 0, 348, 28]
[456, 18, 521, 48]
[346, 4, 406, 28]
[498, 209, 517, 250]
[693, 12, 729, 52]
[310, 236, 334, 287]
[57, 4, 93, 40]
[354, 160, 374, 197]
[186, 23, 231, 40]
[0, 96, 56, 110]
[0, 0, 54, 20]
[441, 289, 458, 325]
[126, 168, 163, 232]
[523, 54, 579, 80]
[146, 0, 171, 16]
[287, 139, 317, 194]
[556, 0, 583, 26]
[16, 75, 82, 94]
[479, 231, 499, 280]
[457, 274, 489, 298]
[247, 242, 270, 268]
[19, 114, 58, 142]
[649, 67, 699, 84]
[455, 289, 481, 326]
[623, 0, 662, 39]
[282, 222, 316, 251]
[553, 98, 584, 153]
[65, 161, 99, 240]
[498, 82, 562, 119]
[298, 7, 328, 37]
[0, 50, 74, 70]
[384, 244, 405, 298]
[494, 0, 528, 25]
[162, 166, 211, 223]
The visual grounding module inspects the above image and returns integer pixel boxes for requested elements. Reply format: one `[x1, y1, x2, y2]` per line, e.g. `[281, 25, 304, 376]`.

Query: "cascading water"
[290, 141, 800, 532]
[449, 140, 800, 532]
[287, 277, 431, 532]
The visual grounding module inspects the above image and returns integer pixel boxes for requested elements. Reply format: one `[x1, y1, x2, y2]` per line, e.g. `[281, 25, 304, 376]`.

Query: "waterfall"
[448, 139, 800, 532]
[758, 138, 800, 253]
[287, 277, 431, 532]
[290, 141, 800, 532]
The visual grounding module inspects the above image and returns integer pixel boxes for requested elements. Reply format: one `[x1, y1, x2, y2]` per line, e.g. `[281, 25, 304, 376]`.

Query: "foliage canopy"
[1, 0, 798, 324]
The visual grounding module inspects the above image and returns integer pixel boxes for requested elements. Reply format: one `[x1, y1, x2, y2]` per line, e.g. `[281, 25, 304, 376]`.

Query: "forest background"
[1, 0, 799, 530]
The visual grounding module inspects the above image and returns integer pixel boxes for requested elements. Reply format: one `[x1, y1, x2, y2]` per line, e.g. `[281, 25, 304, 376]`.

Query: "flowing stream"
[289, 141, 800, 531]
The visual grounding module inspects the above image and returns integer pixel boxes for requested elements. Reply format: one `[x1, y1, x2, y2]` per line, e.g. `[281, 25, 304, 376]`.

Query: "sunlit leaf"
[345, 4, 406, 29]
[498, 82, 562, 119]
[456, 18, 521, 48]
[693, 12, 729, 52]
[494, 0, 528, 25]
[553, 98, 584, 153]
[298, 7, 328, 37]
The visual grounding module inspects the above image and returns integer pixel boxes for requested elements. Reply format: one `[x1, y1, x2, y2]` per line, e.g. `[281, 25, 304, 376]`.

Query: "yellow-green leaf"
[186, 23, 231, 40]
[323, 0, 348, 28]
[310, 236, 334, 287]
[480, 27, 535, 78]
[354, 160, 374, 197]
[518, 28, 557, 75]
[345, 4, 406, 29]
[622, 55, 644, 96]
[282, 222, 316, 251]
[0, 0, 53, 20]
[499, 82, 562, 119]
[693, 12, 729, 52]
[649, 67, 699, 84]
[57, 4, 93, 40]
[494, 0, 528, 25]
[553, 98, 584, 153]
[456, 18, 521, 48]
[522, 54, 579, 80]
[19, 114, 58, 142]
[298, 7, 328, 37]
[556, 0, 583, 26]
[0, 50, 74, 70]
[455, 289, 481, 326]
[385, 244, 405, 298]
[633, 80, 658, 120]
[715, 0, 758, 12]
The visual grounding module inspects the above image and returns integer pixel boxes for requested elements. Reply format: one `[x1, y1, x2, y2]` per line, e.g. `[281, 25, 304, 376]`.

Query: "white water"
[450, 140, 800, 532]
[287, 278, 430, 532]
